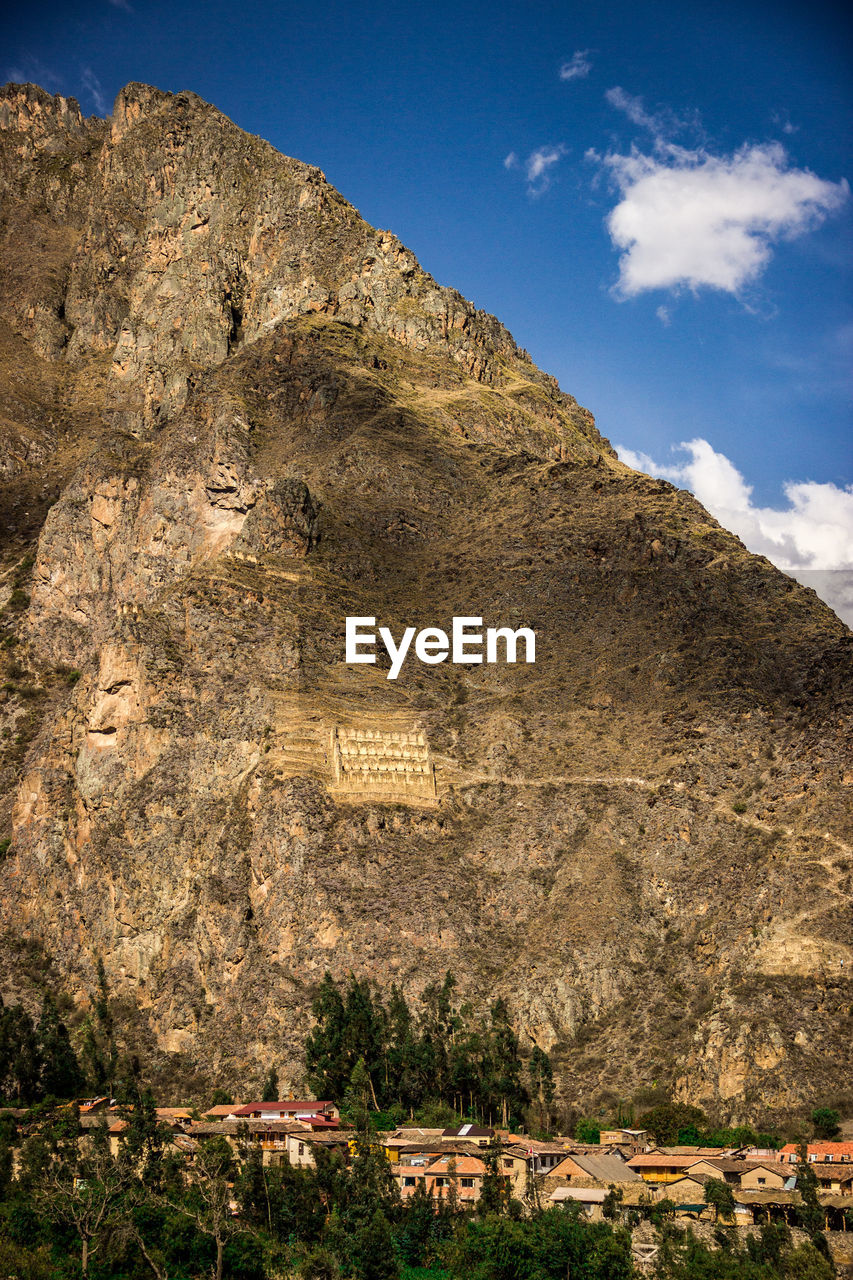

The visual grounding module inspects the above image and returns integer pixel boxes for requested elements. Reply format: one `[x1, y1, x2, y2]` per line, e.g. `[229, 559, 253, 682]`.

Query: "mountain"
[0, 81, 850, 1122]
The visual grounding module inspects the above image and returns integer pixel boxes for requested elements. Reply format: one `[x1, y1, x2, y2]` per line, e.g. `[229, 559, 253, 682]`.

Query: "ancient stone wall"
[331, 725, 436, 801]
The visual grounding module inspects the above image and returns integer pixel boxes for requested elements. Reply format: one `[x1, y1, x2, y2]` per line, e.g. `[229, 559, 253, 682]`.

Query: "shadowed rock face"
[0, 81, 850, 1120]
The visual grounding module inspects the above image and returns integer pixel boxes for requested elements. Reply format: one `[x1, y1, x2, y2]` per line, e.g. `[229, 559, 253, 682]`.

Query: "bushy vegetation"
[654, 1222, 833, 1280]
[304, 971, 539, 1132]
[636, 1102, 781, 1150]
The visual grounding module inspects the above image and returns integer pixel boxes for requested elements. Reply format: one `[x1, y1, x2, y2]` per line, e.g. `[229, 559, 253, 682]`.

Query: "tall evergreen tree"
[0, 1001, 42, 1103]
[305, 972, 349, 1100]
[485, 998, 529, 1128]
[478, 1135, 508, 1216]
[528, 1045, 555, 1132]
[261, 1067, 279, 1102]
[37, 995, 84, 1100]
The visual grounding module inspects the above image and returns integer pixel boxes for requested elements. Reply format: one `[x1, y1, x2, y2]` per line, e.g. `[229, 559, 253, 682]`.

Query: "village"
[65, 1094, 853, 1235]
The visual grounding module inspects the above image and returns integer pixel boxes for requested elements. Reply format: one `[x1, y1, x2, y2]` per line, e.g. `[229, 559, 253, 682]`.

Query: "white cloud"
[526, 145, 565, 185]
[655, 304, 671, 326]
[617, 438, 853, 624]
[559, 51, 592, 82]
[601, 142, 848, 298]
[107, 0, 133, 11]
[505, 145, 567, 195]
[81, 67, 107, 115]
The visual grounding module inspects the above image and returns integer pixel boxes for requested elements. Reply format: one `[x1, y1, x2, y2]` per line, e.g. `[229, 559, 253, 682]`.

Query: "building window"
[462, 1178, 474, 1187]
[758, 1178, 766, 1185]
[404, 1177, 415, 1186]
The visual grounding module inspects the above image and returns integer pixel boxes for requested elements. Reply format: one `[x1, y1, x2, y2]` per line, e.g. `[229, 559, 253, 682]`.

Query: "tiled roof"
[779, 1142, 853, 1159]
[629, 1153, 707, 1169]
[426, 1155, 488, 1176]
[234, 1101, 335, 1115]
[552, 1153, 643, 1183]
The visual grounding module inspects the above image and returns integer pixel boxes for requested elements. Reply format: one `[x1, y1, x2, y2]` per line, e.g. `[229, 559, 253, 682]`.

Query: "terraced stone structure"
[332, 726, 436, 801]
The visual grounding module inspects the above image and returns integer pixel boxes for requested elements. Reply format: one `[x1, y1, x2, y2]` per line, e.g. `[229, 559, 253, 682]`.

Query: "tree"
[574, 1117, 601, 1143]
[811, 1107, 840, 1140]
[34, 1120, 131, 1276]
[795, 1141, 829, 1253]
[261, 1067, 279, 1102]
[602, 1185, 624, 1222]
[396, 1176, 438, 1266]
[117, 1073, 167, 1189]
[348, 1208, 400, 1280]
[0, 1110, 16, 1199]
[80, 960, 118, 1095]
[0, 1000, 42, 1103]
[528, 1045, 555, 1132]
[344, 1057, 375, 1130]
[305, 973, 349, 1101]
[704, 1177, 736, 1222]
[483, 999, 529, 1129]
[478, 1135, 508, 1216]
[167, 1136, 247, 1280]
[638, 1102, 708, 1145]
[37, 995, 84, 1099]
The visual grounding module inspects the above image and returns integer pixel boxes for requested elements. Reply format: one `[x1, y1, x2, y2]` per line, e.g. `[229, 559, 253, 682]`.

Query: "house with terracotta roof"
[809, 1163, 853, 1195]
[628, 1152, 716, 1184]
[78, 1096, 111, 1115]
[425, 1153, 492, 1204]
[203, 1103, 243, 1120]
[684, 1158, 787, 1190]
[233, 1100, 339, 1124]
[548, 1152, 644, 1189]
[778, 1142, 853, 1165]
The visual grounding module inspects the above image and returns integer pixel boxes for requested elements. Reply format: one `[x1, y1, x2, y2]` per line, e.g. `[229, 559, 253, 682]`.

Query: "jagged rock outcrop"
[0, 81, 850, 1121]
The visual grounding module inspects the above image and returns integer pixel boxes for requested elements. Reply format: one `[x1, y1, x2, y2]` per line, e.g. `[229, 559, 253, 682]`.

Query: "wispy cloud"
[604, 86, 696, 142]
[599, 141, 848, 298]
[771, 110, 798, 136]
[3, 58, 63, 92]
[81, 67, 107, 115]
[504, 144, 568, 196]
[559, 51, 592, 82]
[107, 0, 133, 11]
[617, 438, 853, 623]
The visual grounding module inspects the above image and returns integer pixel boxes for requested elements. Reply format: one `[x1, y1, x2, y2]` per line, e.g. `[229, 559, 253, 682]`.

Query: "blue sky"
[4, 0, 852, 613]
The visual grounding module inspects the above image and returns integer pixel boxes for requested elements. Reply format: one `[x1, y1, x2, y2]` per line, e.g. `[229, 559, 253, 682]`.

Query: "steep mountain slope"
[1, 82, 850, 1122]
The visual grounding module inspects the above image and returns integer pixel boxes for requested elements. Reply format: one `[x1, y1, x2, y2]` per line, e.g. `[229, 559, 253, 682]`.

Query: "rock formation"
[0, 81, 850, 1121]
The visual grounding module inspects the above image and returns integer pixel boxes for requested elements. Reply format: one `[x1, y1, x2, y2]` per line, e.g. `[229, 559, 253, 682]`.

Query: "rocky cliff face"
[0, 81, 850, 1121]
